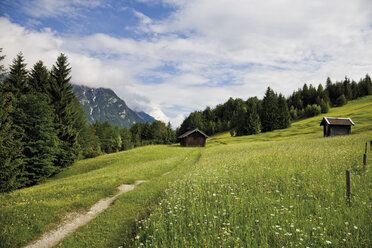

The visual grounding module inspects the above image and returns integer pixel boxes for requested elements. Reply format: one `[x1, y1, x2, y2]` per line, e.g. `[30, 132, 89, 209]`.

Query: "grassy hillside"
[133, 96, 372, 247]
[209, 95, 372, 145]
[0, 96, 371, 247]
[0, 146, 202, 247]
[135, 133, 371, 247]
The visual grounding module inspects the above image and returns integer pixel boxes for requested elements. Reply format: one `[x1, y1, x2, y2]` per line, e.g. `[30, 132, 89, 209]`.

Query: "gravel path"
[24, 180, 148, 248]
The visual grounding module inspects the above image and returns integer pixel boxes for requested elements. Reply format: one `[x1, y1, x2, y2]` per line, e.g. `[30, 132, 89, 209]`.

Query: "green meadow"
[0, 146, 202, 247]
[0, 96, 371, 247]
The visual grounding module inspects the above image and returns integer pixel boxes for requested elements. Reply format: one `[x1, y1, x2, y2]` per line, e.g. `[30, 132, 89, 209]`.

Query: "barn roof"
[178, 128, 209, 139]
[320, 117, 355, 126]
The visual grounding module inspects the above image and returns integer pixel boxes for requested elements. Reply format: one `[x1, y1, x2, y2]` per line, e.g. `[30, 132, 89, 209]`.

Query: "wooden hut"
[178, 128, 209, 147]
[320, 117, 355, 137]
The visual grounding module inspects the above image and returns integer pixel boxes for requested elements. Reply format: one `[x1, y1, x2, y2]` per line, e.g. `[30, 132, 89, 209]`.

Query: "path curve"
[25, 180, 147, 248]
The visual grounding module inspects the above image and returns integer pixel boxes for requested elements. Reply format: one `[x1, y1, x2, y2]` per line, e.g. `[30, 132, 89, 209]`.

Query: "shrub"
[335, 94, 347, 106]
[304, 104, 321, 117]
[320, 99, 329, 113]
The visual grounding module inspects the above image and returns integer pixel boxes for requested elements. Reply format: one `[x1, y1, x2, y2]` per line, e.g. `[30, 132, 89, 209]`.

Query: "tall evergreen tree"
[49, 54, 79, 167]
[245, 97, 261, 135]
[277, 94, 291, 129]
[317, 84, 324, 99]
[120, 127, 133, 151]
[2, 52, 28, 96]
[260, 87, 278, 132]
[130, 122, 143, 147]
[28, 61, 50, 94]
[0, 92, 23, 192]
[0, 53, 29, 190]
[343, 77, 352, 100]
[233, 99, 247, 136]
[15, 94, 58, 186]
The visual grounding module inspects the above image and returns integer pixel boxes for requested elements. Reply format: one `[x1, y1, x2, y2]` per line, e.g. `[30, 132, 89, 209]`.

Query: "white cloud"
[1, 0, 372, 127]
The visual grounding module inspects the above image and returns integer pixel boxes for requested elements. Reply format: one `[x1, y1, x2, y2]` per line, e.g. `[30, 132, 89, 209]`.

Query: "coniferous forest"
[0, 50, 176, 192]
[178, 75, 372, 137]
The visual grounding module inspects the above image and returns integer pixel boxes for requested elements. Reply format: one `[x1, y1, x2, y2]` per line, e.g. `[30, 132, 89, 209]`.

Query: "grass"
[0, 145, 202, 247]
[208, 95, 372, 146]
[133, 96, 372, 247]
[0, 96, 371, 247]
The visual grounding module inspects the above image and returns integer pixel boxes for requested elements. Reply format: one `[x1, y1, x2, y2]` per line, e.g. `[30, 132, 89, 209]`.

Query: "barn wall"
[329, 125, 350, 136]
[185, 133, 206, 147]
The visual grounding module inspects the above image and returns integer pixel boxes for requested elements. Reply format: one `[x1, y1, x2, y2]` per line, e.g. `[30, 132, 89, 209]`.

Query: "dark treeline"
[0, 50, 176, 192]
[178, 75, 372, 137]
[92, 120, 176, 154]
[287, 76, 372, 120]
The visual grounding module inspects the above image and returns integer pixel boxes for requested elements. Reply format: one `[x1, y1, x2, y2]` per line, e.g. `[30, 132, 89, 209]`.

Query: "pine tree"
[28, 61, 50, 94]
[0, 53, 29, 190]
[317, 84, 324, 99]
[120, 127, 133, 150]
[260, 87, 279, 132]
[2, 52, 28, 96]
[233, 100, 247, 136]
[343, 77, 353, 100]
[15, 94, 58, 186]
[49, 54, 79, 167]
[351, 81, 359, 99]
[245, 98, 261, 135]
[0, 92, 23, 192]
[277, 94, 291, 129]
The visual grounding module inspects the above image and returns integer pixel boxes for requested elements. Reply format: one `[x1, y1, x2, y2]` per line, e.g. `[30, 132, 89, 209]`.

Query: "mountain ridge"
[72, 84, 155, 128]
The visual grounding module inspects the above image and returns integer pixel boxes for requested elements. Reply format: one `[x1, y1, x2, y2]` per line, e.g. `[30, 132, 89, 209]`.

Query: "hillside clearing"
[0, 146, 202, 247]
[0, 96, 371, 247]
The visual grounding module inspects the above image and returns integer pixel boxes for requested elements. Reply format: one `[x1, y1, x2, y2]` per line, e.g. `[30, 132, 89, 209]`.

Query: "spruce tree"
[28, 61, 50, 94]
[277, 94, 291, 129]
[234, 100, 247, 136]
[0, 92, 23, 192]
[245, 98, 261, 135]
[49, 54, 79, 167]
[120, 127, 133, 151]
[0, 53, 29, 190]
[15, 94, 58, 186]
[260, 87, 279, 132]
[2, 52, 28, 96]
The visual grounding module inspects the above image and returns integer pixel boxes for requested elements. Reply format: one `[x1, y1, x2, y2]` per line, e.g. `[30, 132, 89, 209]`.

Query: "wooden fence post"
[365, 142, 368, 154]
[346, 170, 351, 205]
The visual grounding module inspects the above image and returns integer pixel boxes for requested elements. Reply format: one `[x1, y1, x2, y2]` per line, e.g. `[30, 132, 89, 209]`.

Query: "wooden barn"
[320, 117, 355, 137]
[178, 128, 209, 147]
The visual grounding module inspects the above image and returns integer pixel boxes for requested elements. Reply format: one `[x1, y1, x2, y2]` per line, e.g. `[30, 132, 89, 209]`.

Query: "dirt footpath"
[25, 180, 147, 248]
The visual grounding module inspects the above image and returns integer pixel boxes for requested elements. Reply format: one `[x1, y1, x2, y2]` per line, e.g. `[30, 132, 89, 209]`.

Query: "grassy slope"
[134, 96, 372, 247]
[209, 95, 372, 145]
[0, 146, 202, 247]
[0, 96, 371, 247]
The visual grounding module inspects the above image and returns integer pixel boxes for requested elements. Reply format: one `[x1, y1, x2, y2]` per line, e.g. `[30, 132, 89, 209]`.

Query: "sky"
[0, 0, 372, 127]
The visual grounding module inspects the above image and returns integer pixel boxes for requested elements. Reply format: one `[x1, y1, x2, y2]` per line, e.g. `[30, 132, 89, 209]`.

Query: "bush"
[320, 99, 329, 113]
[304, 104, 321, 117]
[289, 106, 298, 120]
[335, 94, 347, 106]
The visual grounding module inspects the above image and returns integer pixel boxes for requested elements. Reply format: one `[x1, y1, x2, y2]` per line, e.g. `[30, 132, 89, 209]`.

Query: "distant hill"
[72, 85, 155, 128]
